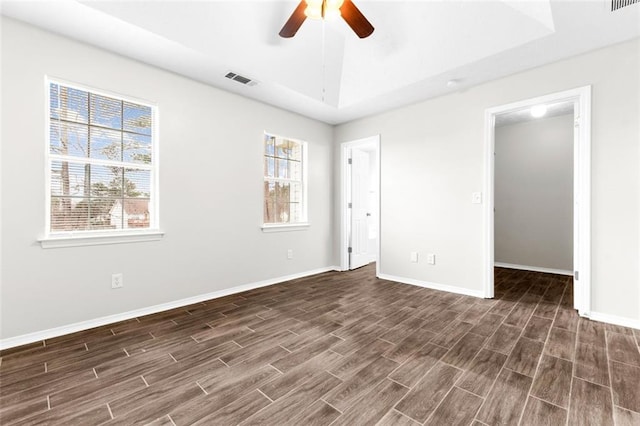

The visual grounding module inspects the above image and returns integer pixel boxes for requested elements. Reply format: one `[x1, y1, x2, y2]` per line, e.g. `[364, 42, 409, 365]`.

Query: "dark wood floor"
[1, 265, 639, 425]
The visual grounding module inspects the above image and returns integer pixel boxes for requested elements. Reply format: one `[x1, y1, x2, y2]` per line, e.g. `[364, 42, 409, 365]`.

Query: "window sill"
[39, 230, 165, 249]
[261, 223, 310, 233]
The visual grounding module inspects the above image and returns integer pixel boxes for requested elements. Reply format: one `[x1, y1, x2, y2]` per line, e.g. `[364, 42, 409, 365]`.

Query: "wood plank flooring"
[1, 265, 639, 425]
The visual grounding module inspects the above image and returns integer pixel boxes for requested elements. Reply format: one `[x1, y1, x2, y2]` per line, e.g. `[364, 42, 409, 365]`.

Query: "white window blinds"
[47, 81, 157, 234]
[263, 133, 307, 225]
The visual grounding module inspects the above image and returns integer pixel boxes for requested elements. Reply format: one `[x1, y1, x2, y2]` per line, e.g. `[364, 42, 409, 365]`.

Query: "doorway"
[483, 87, 592, 317]
[340, 136, 380, 274]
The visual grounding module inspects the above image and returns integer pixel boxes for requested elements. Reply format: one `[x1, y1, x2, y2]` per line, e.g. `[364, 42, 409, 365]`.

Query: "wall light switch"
[472, 192, 482, 204]
[427, 253, 436, 265]
[410, 252, 418, 263]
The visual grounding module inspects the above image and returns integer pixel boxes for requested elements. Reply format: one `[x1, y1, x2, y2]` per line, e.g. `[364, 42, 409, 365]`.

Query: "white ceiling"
[2, 0, 639, 124]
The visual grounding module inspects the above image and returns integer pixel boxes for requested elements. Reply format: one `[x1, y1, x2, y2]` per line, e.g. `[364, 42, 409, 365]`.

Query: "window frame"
[40, 77, 163, 248]
[261, 132, 309, 231]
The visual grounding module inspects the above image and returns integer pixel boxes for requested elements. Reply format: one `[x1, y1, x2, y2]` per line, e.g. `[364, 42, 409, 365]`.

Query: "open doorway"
[483, 87, 591, 317]
[494, 102, 574, 275]
[340, 136, 380, 274]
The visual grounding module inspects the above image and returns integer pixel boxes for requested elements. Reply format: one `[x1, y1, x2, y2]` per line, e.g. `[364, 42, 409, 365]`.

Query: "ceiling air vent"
[224, 72, 257, 86]
[612, 0, 638, 11]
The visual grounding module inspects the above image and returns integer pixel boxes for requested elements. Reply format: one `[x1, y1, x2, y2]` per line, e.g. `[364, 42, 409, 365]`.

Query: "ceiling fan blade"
[279, 1, 307, 38]
[340, 0, 374, 38]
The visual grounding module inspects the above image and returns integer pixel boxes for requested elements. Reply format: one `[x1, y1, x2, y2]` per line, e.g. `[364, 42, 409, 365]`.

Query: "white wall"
[0, 18, 334, 341]
[335, 38, 640, 322]
[495, 114, 574, 272]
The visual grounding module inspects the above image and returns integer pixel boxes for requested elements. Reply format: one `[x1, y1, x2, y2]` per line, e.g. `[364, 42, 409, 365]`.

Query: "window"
[263, 133, 307, 227]
[46, 80, 158, 238]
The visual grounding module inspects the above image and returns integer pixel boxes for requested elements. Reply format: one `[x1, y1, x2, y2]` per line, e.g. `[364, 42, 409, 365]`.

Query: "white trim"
[341, 143, 349, 271]
[44, 77, 52, 235]
[494, 262, 573, 276]
[575, 87, 592, 317]
[483, 110, 496, 299]
[483, 86, 591, 317]
[340, 135, 381, 277]
[46, 76, 159, 106]
[0, 266, 336, 350]
[588, 311, 640, 331]
[39, 230, 164, 248]
[261, 223, 310, 232]
[572, 101, 580, 311]
[378, 273, 485, 299]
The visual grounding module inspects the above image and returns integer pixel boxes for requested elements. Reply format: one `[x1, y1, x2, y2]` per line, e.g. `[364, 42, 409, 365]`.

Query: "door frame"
[340, 135, 381, 275]
[483, 86, 592, 317]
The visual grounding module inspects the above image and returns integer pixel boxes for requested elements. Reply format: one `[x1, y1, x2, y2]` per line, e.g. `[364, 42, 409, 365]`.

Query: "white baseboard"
[378, 273, 485, 299]
[588, 311, 640, 331]
[0, 266, 337, 351]
[494, 262, 573, 276]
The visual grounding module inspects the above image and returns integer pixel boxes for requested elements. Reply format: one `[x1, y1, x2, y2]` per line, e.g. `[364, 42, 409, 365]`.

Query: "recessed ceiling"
[2, 1, 639, 124]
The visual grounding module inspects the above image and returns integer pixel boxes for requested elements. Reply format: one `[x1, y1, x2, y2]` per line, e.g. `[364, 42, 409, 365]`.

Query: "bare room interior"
[1, 1, 639, 425]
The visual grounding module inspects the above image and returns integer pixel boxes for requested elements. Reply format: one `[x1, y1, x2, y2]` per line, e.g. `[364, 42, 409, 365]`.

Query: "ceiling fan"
[279, 0, 375, 39]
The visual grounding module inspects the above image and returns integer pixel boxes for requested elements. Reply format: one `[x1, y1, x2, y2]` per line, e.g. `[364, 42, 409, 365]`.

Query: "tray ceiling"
[2, 1, 639, 124]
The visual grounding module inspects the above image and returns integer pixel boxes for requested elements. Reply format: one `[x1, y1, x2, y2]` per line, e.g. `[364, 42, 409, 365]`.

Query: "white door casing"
[483, 86, 591, 316]
[340, 135, 381, 275]
[573, 100, 581, 310]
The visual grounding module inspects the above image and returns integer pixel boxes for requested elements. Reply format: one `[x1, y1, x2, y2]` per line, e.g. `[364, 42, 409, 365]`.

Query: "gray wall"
[334, 38, 640, 322]
[495, 114, 574, 272]
[0, 18, 335, 340]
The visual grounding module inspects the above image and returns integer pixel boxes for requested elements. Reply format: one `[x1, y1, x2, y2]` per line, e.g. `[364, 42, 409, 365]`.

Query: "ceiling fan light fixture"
[324, 8, 342, 20]
[280, 0, 373, 38]
[325, 0, 344, 19]
[304, 0, 343, 20]
[305, 0, 323, 19]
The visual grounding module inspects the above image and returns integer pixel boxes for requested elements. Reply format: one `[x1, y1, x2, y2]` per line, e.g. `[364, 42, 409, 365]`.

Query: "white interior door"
[350, 149, 371, 269]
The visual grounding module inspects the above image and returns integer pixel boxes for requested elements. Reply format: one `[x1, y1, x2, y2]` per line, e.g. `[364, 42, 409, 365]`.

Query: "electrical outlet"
[410, 252, 418, 263]
[112, 273, 123, 289]
[287, 249, 293, 260]
[427, 253, 436, 265]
